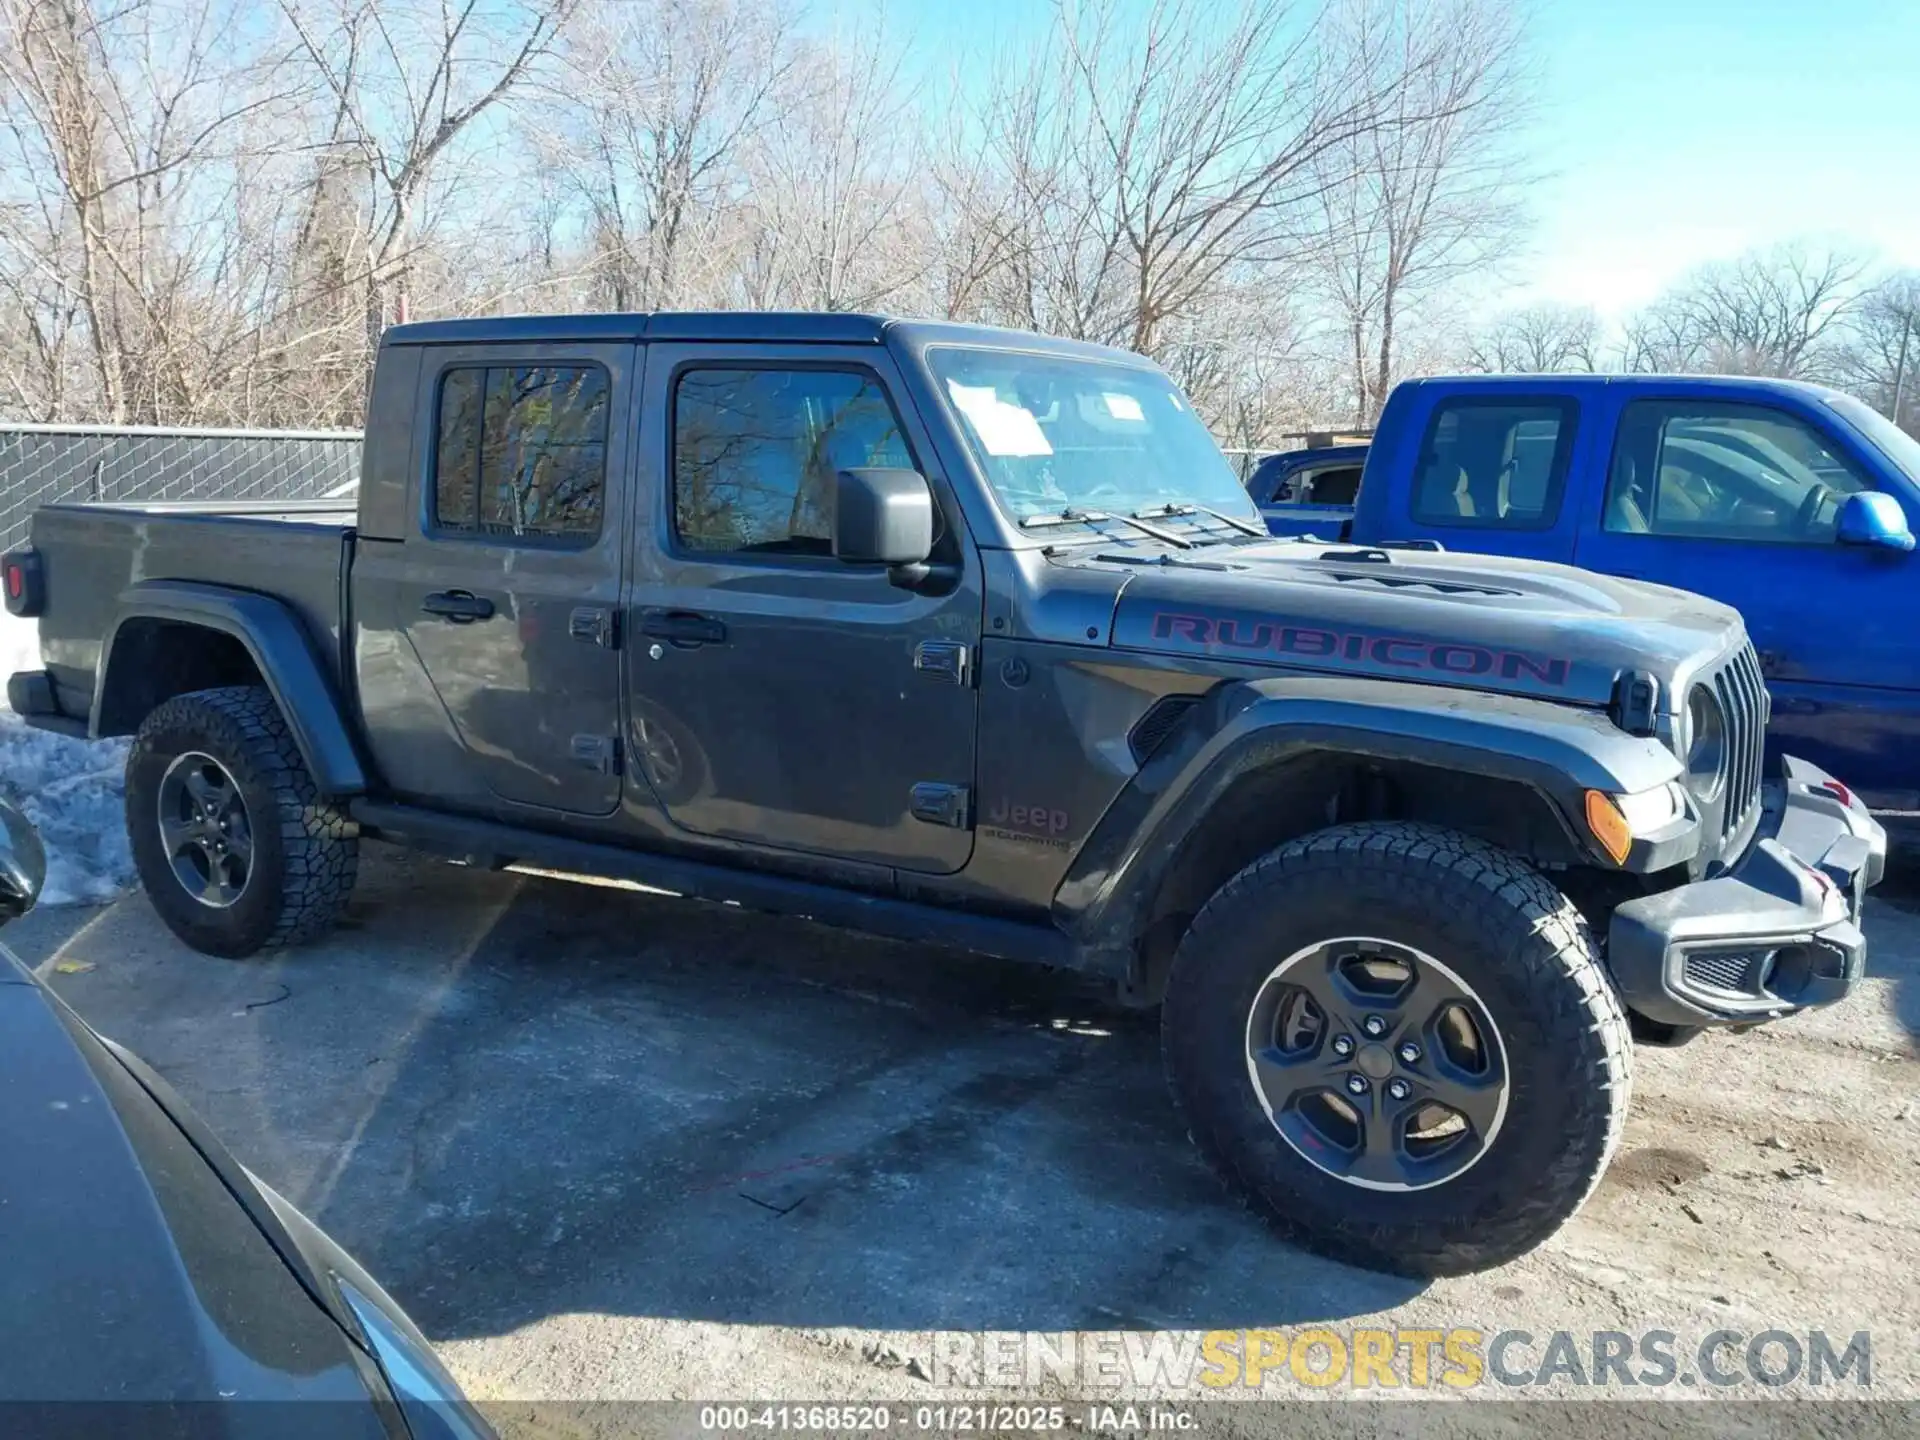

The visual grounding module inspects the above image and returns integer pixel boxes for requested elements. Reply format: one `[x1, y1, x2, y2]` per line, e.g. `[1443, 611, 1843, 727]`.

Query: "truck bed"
[26, 500, 354, 727]
[1258, 500, 1355, 538]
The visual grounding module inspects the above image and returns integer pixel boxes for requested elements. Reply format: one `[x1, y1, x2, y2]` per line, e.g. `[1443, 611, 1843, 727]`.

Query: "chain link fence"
[0, 424, 363, 552]
[1220, 449, 1275, 486]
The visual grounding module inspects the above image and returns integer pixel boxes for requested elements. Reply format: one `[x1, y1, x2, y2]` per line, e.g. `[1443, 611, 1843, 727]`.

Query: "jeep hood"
[1096, 540, 1743, 708]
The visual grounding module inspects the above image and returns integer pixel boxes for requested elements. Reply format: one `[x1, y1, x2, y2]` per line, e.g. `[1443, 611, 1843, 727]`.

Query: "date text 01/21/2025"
[697, 1404, 1196, 1432]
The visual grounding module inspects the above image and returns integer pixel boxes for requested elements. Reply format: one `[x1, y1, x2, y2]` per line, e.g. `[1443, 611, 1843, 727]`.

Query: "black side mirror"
[0, 800, 45, 923]
[834, 468, 935, 586]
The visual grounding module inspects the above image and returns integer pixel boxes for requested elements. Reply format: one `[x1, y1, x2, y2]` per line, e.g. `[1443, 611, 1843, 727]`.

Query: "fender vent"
[1129, 695, 1201, 766]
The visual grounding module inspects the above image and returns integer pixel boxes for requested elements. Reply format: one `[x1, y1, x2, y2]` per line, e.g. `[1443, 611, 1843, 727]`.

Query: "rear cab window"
[432, 364, 609, 543]
[1297, 463, 1362, 507]
[1409, 399, 1576, 530]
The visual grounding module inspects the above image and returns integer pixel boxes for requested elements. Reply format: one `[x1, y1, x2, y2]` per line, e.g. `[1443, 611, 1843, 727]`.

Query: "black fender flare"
[1054, 673, 1685, 953]
[95, 580, 367, 797]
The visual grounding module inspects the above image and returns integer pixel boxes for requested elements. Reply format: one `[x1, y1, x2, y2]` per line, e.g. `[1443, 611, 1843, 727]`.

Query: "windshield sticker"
[947, 381, 1053, 457]
[1102, 392, 1145, 422]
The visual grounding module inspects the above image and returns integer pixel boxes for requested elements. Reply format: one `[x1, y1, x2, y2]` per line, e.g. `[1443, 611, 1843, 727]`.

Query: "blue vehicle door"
[1573, 390, 1920, 809]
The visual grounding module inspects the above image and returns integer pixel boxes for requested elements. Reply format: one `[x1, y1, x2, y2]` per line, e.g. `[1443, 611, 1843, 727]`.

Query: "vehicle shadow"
[1864, 845, 1920, 1048]
[36, 848, 1423, 1343]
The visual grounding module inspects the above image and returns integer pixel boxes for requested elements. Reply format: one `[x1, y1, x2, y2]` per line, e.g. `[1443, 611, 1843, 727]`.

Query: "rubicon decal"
[1149, 612, 1571, 688]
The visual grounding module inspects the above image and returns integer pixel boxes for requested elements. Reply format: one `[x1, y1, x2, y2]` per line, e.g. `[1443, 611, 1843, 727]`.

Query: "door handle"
[421, 589, 495, 623]
[639, 608, 727, 647]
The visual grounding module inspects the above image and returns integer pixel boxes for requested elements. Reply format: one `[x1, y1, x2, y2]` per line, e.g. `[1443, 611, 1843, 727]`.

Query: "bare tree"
[1836, 271, 1920, 434]
[1312, 0, 1534, 425]
[733, 20, 921, 312]
[0, 0, 1554, 438]
[542, 0, 796, 311]
[278, 0, 577, 366]
[956, 0, 1453, 355]
[0, 0, 302, 420]
[1620, 242, 1868, 379]
[1463, 301, 1599, 373]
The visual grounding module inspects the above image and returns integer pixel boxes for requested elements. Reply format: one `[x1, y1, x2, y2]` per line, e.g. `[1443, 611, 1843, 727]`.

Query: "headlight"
[1684, 684, 1726, 802]
[338, 1277, 495, 1440]
[1614, 782, 1683, 832]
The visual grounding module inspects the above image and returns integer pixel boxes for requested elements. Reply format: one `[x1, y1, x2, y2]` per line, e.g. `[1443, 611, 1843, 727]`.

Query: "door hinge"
[913, 639, 972, 686]
[909, 782, 972, 829]
[570, 606, 620, 649]
[571, 734, 621, 775]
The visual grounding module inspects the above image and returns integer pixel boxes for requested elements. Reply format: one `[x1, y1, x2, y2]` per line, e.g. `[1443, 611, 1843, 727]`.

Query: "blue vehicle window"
[1298, 463, 1363, 506]
[1409, 400, 1575, 529]
[1828, 393, 1920, 486]
[1605, 401, 1869, 544]
[672, 367, 914, 556]
[432, 364, 608, 542]
[1247, 454, 1290, 504]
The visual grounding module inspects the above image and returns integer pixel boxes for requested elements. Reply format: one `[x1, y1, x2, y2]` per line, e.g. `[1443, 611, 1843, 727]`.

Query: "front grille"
[1710, 643, 1768, 844]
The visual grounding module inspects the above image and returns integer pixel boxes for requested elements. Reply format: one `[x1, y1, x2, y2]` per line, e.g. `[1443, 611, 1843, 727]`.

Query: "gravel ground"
[12, 842, 1919, 1433]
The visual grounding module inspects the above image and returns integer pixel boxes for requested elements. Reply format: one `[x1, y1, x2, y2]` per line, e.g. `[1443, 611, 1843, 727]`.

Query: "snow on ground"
[0, 613, 134, 906]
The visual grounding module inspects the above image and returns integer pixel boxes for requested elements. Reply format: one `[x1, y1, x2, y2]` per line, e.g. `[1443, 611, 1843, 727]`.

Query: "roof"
[1256, 444, 1371, 466]
[380, 311, 1154, 365]
[384, 311, 890, 346]
[1406, 372, 1846, 400]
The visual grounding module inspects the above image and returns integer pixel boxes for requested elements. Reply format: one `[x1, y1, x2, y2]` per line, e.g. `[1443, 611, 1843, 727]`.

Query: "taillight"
[1, 549, 42, 617]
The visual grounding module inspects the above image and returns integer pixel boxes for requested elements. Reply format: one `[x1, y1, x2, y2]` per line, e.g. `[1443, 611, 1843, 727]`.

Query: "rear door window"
[1409, 400, 1576, 529]
[432, 364, 609, 542]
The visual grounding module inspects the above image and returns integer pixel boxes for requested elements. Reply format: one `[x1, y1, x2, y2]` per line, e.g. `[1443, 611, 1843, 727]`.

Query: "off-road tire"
[126, 686, 358, 958]
[1162, 821, 1632, 1277]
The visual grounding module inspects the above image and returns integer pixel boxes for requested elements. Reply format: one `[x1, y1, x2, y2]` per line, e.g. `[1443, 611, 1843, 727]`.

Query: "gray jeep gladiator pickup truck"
[4, 312, 1886, 1276]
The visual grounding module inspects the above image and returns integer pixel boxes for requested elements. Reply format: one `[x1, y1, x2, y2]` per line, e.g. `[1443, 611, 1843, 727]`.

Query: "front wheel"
[126, 686, 358, 958]
[1162, 821, 1631, 1276]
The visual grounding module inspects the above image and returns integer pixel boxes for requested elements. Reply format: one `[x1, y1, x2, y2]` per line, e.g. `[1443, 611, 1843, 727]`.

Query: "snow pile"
[0, 613, 135, 906]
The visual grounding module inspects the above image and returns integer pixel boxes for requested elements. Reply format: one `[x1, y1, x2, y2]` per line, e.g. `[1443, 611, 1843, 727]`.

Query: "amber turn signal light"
[1584, 790, 1632, 865]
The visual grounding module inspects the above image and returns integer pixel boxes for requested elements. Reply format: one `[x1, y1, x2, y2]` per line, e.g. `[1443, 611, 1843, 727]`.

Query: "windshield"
[927, 346, 1262, 527]
[1827, 394, 1920, 486]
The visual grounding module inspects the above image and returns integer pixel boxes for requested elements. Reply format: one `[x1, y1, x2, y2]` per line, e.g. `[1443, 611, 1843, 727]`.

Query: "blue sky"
[1517, 0, 1920, 316]
[890, 0, 1920, 321]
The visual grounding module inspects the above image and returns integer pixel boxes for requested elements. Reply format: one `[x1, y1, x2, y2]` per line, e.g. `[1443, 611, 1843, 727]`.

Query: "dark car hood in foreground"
[0, 949, 385, 1431]
[1097, 538, 1743, 708]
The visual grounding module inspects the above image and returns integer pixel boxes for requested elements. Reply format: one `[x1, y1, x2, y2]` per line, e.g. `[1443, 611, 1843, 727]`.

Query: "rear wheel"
[127, 686, 358, 958]
[1162, 821, 1631, 1276]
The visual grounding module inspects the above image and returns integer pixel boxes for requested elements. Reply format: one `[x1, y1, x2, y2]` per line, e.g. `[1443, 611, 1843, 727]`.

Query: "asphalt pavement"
[12, 844, 1920, 1424]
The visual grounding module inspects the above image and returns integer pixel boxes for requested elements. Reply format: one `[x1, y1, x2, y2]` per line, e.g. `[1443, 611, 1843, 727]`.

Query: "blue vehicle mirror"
[1836, 491, 1915, 551]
